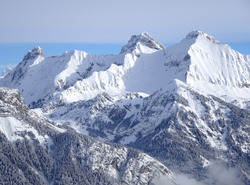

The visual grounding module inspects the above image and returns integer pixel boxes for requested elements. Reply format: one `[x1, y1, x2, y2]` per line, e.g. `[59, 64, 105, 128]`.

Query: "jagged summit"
[185, 30, 220, 44]
[22, 46, 45, 61]
[120, 32, 165, 53]
[1, 46, 46, 87]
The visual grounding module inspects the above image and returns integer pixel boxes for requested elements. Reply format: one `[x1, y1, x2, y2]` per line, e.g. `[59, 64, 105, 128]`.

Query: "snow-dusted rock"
[0, 87, 172, 184]
[120, 32, 165, 53]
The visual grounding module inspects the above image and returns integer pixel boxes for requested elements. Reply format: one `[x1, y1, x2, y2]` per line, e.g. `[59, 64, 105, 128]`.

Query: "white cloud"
[152, 173, 205, 185]
[152, 161, 245, 185]
[206, 162, 244, 185]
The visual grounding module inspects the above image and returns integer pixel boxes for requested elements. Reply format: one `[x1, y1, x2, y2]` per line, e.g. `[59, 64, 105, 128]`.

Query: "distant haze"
[0, 0, 250, 43]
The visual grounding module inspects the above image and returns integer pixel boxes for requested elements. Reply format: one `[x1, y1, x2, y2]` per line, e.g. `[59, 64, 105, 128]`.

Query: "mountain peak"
[185, 30, 220, 44]
[120, 32, 165, 53]
[22, 46, 45, 61]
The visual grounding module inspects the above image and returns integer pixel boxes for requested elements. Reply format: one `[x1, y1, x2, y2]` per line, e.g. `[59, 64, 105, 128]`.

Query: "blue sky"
[0, 0, 250, 73]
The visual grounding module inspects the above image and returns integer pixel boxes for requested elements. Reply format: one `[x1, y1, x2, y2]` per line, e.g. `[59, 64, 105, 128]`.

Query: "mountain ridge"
[0, 31, 249, 184]
[1, 31, 249, 107]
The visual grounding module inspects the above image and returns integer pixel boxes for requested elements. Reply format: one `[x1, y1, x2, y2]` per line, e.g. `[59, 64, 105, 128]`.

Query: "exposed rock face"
[120, 32, 165, 53]
[22, 46, 45, 61]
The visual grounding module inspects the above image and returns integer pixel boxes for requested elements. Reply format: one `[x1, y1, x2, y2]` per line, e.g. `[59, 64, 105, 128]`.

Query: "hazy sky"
[1, 0, 250, 43]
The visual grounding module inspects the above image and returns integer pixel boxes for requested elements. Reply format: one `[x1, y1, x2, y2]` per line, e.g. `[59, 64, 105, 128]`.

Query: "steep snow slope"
[184, 31, 250, 108]
[160, 31, 250, 108]
[185, 31, 250, 88]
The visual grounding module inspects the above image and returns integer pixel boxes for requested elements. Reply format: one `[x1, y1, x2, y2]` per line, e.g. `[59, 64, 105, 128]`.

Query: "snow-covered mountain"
[0, 31, 249, 184]
[1, 31, 249, 108]
[0, 87, 172, 184]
